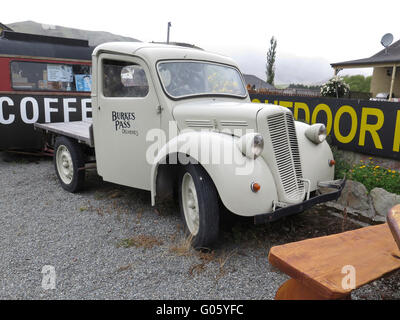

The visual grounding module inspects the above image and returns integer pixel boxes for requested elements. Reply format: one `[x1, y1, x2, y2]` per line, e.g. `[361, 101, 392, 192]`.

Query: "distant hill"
[7, 21, 140, 46]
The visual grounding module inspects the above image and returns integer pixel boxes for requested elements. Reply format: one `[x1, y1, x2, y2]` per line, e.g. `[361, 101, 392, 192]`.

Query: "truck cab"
[36, 42, 344, 248]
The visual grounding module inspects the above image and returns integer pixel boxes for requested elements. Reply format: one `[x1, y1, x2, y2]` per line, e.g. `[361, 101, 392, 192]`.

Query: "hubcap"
[56, 145, 73, 185]
[181, 172, 200, 236]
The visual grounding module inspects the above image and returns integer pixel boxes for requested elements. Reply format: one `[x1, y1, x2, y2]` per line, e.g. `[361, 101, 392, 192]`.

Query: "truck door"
[94, 54, 160, 190]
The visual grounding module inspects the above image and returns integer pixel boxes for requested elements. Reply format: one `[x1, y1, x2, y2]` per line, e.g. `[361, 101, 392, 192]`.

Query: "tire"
[54, 136, 85, 193]
[178, 164, 219, 249]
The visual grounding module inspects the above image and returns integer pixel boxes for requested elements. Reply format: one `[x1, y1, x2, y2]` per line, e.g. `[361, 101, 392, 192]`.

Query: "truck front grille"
[267, 113, 304, 202]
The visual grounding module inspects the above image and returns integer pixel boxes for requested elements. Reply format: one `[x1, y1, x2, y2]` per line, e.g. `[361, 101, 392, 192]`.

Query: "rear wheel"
[54, 136, 85, 193]
[178, 164, 219, 249]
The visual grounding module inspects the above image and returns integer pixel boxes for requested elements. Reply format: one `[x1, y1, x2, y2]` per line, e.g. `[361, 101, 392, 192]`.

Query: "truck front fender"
[150, 131, 278, 216]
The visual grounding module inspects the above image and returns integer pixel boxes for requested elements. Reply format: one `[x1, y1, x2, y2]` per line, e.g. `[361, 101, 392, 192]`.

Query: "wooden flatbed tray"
[34, 120, 94, 147]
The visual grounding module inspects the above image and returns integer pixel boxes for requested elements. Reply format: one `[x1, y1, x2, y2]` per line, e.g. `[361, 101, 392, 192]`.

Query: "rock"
[325, 180, 375, 222]
[370, 188, 400, 221]
[337, 180, 371, 212]
[325, 179, 400, 224]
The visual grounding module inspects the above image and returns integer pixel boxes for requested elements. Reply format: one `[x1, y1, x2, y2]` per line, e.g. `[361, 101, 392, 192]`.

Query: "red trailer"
[0, 30, 93, 151]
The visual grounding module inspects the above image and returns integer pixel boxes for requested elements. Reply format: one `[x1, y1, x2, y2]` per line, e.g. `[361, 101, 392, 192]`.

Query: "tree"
[266, 36, 277, 85]
[342, 75, 371, 93]
[288, 83, 321, 90]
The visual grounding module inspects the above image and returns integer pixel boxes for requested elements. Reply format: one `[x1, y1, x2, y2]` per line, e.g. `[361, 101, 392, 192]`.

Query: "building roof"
[331, 39, 400, 69]
[0, 22, 13, 32]
[243, 74, 274, 89]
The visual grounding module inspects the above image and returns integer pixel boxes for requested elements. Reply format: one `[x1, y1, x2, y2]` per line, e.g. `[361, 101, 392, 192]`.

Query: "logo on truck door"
[111, 111, 138, 135]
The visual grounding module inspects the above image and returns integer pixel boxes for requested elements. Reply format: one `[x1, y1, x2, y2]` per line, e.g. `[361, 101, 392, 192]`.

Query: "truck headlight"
[305, 124, 327, 144]
[237, 133, 264, 159]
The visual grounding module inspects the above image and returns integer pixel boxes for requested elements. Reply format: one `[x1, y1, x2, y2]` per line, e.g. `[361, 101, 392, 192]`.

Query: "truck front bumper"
[254, 178, 346, 224]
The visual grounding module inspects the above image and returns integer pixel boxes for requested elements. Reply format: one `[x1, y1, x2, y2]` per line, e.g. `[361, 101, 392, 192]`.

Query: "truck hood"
[173, 100, 263, 133]
[173, 100, 289, 135]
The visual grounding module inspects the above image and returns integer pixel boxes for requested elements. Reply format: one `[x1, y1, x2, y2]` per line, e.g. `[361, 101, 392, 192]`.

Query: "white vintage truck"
[35, 42, 345, 248]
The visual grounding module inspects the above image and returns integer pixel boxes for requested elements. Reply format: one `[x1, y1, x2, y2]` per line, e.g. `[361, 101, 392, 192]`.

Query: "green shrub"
[328, 140, 400, 194]
[329, 143, 350, 180]
[347, 160, 400, 194]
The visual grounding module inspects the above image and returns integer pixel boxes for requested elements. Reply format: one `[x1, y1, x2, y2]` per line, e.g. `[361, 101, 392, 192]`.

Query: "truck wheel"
[178, 164, 219, 249]
[54, 136, 85, 193]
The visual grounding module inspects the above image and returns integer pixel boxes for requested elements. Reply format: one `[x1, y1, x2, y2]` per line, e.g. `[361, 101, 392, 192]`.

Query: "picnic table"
[268, 205, 400, 299]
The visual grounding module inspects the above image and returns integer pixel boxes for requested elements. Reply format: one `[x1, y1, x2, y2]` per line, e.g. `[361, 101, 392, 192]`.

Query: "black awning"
[0, 30, 93, 61]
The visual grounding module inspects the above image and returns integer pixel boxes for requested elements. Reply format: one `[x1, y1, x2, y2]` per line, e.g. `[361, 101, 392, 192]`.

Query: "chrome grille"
[267, 113, 304, 202]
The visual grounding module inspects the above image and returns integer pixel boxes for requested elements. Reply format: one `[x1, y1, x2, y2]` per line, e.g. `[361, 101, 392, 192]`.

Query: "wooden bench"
[268, 204, 400, 300]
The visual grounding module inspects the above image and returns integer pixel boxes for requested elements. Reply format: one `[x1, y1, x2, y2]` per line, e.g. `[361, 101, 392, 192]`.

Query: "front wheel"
[54, 136, 85, 193]
[178, 164, 219, 249]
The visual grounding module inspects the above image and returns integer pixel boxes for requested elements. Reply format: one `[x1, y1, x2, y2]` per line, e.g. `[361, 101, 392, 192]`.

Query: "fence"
[251, 88, 321, 97]
[249, 89, 371, 100]
[249, 93, 400, 160]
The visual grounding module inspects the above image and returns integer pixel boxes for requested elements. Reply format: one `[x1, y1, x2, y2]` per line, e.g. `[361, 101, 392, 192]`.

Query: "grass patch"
[187, 250, 237, 280]
[117, 234, 163, 249]
[116, 264, 133, 272]
[169, 233, 236, 280]
[169, 234, 194, 257]
[215, 250, 237, 281]
[94, 191, 106, 200]
[108, 190, 122, 199]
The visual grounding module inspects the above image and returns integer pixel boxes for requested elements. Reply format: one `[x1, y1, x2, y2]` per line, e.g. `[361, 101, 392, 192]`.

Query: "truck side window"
[103, 59, 149, 98]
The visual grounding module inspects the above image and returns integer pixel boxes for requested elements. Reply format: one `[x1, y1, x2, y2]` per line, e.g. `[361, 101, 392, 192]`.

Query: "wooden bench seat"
[268, 212, 400, 300]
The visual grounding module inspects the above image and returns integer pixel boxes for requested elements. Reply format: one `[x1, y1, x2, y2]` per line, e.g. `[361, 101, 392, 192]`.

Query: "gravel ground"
[0, 152, 399, 300]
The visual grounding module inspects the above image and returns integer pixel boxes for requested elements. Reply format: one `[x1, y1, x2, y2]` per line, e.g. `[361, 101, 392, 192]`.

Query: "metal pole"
[389, 65, 397, 100]
[167, 22, 171, 44]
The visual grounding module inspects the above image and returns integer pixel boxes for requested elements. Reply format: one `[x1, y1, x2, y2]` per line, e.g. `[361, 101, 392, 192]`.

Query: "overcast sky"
[3, 0, 399, 83]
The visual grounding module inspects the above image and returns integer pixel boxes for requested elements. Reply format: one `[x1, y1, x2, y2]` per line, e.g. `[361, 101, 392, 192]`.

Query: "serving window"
[10, 61, 92, 92]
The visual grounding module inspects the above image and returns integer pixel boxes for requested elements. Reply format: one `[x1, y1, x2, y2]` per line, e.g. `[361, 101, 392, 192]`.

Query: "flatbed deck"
[34, 121, 94, 147]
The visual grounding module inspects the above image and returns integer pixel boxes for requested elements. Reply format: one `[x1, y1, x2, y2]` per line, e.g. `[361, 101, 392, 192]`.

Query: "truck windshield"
[157, 61, 247, 99]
